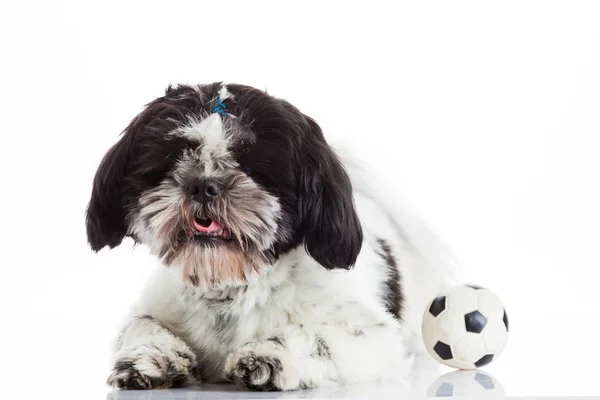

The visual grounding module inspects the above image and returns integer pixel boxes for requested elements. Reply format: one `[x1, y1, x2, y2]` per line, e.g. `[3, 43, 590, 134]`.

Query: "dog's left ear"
[298, 117, 363, 269]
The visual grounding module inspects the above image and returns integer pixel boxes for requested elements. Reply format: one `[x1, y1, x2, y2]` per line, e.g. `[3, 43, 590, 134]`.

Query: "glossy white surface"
[12, 314, 598, 399]
[100, 352, 593, 399]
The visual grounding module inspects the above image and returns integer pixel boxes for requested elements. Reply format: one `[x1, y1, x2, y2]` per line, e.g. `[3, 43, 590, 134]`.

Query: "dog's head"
[86, 83, 362, 288]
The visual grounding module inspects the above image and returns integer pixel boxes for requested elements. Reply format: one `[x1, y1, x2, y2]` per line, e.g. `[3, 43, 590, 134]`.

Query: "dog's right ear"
[85, 85, 200, 251]
[85, 132, 135, 251]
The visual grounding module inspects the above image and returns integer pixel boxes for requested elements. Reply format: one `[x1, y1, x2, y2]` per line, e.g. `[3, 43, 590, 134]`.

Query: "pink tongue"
[193, 219, 222, 233]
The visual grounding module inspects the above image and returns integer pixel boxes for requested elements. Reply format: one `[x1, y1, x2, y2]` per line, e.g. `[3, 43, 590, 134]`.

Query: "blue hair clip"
[212, 96, 227, 116]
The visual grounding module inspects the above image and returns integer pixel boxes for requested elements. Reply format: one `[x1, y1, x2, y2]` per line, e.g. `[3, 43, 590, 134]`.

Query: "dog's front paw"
[108, 344, 196, 390]
[225, 343, 300, 391]
[226, 353, 283, 391]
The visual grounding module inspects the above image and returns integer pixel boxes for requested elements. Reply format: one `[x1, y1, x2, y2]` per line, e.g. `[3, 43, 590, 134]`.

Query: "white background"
[1, 1, 599, 398]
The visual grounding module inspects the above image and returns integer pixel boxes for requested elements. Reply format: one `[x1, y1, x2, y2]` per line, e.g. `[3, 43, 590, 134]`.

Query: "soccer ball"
[422, 285, 509, 369]
[427, 370, 505, 397]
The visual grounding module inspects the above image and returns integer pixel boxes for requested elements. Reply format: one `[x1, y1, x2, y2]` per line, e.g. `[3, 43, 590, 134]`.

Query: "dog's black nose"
[188, 179, 222, 203]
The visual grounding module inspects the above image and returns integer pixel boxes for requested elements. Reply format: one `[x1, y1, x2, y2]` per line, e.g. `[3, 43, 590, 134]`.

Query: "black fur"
[86, 82, 362, 269]
[136, 315, 157, 322]
[86, 91, 197, 251]
[313, 336, 331, 358]
[298, 117, 363, 269]
[376, 238, 403, 319]
[266, 336, 284, 346]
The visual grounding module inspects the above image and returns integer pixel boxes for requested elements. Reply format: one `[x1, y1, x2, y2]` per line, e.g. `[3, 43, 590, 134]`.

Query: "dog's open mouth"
[193, 217, 232, 240]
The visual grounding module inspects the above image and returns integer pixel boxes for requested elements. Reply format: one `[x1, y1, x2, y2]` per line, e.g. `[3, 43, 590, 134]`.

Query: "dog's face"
[86, 83, 362, 288]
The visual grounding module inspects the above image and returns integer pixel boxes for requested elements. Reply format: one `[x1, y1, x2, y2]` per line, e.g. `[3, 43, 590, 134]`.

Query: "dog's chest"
[170, 274, 301, 379]
[161, 250, 372, 379]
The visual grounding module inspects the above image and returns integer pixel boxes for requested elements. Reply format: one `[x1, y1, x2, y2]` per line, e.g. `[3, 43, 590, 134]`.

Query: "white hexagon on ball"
[422, 285, 509, 369]
[446, 286, 478, 312]
[435, 309, 466, 345]
[454, 333, 487, 365]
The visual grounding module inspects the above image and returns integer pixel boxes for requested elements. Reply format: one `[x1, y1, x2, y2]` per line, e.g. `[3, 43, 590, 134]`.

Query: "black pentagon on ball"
[475, 354, 494, 367]
[429, 296, 446, 317]
[433, 341, 453, 360]
[436, 382, 454, 397]
[465, 310, 487, 333]
[474, 373, 495, 390]
[503, 309, 509, 332]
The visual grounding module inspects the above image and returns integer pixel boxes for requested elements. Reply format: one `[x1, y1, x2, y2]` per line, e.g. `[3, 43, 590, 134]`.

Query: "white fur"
[107, 316, 198, 388]
[176, 113, 222, 144]
[110, 150, 457, 390]
[218, 85, 234, 101]
[174, 114, 245, 177]
[198, 114, 224, 151]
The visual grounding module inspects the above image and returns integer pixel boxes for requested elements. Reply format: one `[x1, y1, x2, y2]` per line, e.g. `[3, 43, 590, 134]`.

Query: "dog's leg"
[107, 315, 198, 390]
[224, 316, 412, 391]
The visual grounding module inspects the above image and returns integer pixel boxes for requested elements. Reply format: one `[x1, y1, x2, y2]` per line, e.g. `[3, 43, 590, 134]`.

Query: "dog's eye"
[241, 167, 251, 176]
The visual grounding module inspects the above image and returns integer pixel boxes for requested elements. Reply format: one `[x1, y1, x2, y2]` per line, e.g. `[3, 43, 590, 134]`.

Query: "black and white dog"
[86, 83, 455, 391]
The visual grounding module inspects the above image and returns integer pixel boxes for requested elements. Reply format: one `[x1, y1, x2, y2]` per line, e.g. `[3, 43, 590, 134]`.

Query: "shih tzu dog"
[86, 82, 455, 391]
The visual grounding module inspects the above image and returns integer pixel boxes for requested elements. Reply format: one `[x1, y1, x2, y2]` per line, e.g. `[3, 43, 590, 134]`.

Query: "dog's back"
[336, 142, 460, 352]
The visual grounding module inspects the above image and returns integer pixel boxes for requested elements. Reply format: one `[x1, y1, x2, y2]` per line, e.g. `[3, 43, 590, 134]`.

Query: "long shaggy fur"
[134, 170, 282, 288]
[86, 82, 457, 391]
